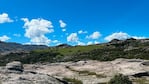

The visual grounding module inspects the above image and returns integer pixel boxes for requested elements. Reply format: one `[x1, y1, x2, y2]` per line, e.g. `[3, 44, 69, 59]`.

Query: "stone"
[0, 61, 66, 84]
[6, 61, 23, 72]
[0, 72, 65, 84]
[142, 61, 149, 66]
[1, 59, 149, 84]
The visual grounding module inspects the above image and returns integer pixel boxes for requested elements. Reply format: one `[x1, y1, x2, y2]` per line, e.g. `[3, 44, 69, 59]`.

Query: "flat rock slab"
[30, 59, 149, 84]
[1, 58, 149, 84]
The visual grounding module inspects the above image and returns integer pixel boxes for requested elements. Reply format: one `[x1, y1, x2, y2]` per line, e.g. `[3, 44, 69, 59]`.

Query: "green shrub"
[63, 77, 83, 84]
[108, 74, 132, 84]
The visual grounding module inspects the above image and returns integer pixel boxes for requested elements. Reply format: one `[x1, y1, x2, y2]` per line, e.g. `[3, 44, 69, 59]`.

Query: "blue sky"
[0, 0, 149, 46]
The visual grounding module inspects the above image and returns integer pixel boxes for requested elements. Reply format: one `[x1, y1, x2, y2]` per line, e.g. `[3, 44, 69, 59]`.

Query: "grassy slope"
[57, 45, 104, 55]
[0, 39, 149, 65]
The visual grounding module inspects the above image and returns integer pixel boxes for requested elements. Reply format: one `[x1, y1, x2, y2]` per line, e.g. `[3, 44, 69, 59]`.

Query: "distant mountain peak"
[0, 41, 48, 55]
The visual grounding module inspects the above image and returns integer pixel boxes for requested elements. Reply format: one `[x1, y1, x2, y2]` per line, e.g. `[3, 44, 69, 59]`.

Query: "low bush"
[108, 74, 132, 84]
[63, 77, 83, 84]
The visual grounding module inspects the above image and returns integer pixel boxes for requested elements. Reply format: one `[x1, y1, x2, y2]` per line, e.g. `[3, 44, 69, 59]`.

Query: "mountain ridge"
[0, 41, 48, 55]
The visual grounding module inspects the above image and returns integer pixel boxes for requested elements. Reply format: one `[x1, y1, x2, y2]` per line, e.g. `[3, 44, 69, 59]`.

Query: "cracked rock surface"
[1, 59, 149, 84]
[0, 61, 64, 84]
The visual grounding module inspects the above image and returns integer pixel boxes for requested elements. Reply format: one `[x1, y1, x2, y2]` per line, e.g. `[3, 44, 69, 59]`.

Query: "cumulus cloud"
[86, 41, 99, 45]
[77, 41, 86, 46]
[59, 20, 67, 28]
[59, 20, 66, 32]
[104, 32, 146, 41]
[78, 30, 88, 34]
[86, 31, 101, 39]
[87, 41, 93, 45]
[21, 18, 53, 45]
[0, 35, 10, 41]
[0, 13, 13, 23]
[30, 36, 51, 45]
[67, 33, 79, 42]
[104, 32, 129, 41]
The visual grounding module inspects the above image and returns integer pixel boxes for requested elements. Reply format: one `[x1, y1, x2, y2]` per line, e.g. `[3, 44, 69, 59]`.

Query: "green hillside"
[0, 38, 149, 65]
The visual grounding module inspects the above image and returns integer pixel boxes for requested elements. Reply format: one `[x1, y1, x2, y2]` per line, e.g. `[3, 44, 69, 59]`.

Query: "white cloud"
[132, 36, 146, 39]
[77, 41, 86, 46]
[59, 20, 66, 28]
[21, 18, 53, 45]
[0, 13, 13, 23]
[86, 31, 101, 39]
[86, 41, 99, 45]
[62, 29, 66, 32]
[59, 20, 66, 32]
[104, 32, 146, 41]
[0, 35, 10, 41]
[94, 41, 100, 44]
[13, 34, 21, 37]
[87, 41, 93, 45]
[104, 32, 129, 41]
[52, 40, 59, 43]
[30, 36, 51, 45]
[67, 33, 79, 42]
[78, 30, 88, 34]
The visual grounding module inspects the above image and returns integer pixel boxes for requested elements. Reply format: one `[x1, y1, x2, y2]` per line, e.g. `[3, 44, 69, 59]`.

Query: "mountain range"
[0, 41, 48, 55]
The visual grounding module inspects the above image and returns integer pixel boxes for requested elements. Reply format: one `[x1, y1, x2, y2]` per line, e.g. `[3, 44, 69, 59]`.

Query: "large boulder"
[6, 61, 23, 72]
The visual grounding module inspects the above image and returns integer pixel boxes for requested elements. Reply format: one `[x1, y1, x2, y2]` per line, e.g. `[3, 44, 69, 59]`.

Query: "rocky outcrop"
[6, 61, 23, 72]
[0, 62, 66, 84]
[56, 44, 72, 48]
[1, 59, 149, 84]
[28, 58, 149, 84]
[142, 61, 149, 66]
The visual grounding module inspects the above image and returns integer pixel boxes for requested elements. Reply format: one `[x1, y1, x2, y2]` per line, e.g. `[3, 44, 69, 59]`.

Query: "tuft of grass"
[66, 66, 106, 78]
[108, 74, 132, 84]
[132, 77, 149, 84]
[63, 77, 83, 84]
[78, 70, 106, 78]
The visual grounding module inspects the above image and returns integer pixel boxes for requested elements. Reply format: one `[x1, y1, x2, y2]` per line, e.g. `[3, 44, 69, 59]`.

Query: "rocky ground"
[0, 61, 65, 84]
[1, 58, 149, 84]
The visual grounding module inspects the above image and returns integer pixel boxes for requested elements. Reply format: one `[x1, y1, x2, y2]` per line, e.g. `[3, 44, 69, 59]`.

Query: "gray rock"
[6, 61, 23, 72]
[2, 59, 149, 84]
[142, 61, 149, 66]
[0, 72, 64, 84]
[0, 61, 65, 84]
